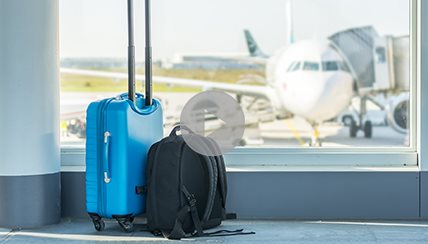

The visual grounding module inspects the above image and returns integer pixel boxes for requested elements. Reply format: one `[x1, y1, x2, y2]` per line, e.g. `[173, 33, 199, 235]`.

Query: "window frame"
[60, 0, 420, 168]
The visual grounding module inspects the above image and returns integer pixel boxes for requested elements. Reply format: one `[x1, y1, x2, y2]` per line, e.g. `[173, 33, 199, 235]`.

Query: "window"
[60, 0, 416, 166]
[322, 61, 339, 71]
[287, 61, 301, 72]
[376, 47, 387, 63]
[287, 62, 297, 72]
[292, 62, 301, 71]
[302, 61, 320, 71]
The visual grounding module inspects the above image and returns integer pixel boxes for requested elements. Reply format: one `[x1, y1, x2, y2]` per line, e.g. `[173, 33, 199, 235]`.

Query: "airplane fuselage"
[267, 40, 354, 123]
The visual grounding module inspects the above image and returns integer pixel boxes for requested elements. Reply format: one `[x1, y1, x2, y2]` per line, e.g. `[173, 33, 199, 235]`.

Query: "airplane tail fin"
[244, 29, 267, 58]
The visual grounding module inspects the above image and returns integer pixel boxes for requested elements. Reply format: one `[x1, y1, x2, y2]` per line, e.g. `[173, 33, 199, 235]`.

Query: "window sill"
[61, 165, 419, 173]
[61, 145, 418, 169]
[226, 165, 420, 172]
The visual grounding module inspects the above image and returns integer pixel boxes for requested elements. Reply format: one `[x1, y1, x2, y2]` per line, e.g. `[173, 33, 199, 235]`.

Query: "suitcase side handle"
[103, 131, 112, 184]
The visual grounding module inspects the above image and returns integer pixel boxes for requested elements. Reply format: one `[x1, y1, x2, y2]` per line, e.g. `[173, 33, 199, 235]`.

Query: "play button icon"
[180, 91, 245, 156]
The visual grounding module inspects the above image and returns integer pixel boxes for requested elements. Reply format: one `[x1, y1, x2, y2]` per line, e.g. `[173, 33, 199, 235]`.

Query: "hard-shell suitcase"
[85, 0, 162, 232]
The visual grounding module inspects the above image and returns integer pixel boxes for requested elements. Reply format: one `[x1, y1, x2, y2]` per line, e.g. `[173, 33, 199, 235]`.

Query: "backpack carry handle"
[169, 125, 193, 137]
[127, 0, 136, 104]
[145, 0, 153, 106]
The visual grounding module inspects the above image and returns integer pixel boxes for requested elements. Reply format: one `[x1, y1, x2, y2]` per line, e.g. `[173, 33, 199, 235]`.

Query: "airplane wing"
[61, 68, 272, 98]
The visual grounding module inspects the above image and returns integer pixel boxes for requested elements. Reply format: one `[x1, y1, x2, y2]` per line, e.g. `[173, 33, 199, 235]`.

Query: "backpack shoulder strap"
[166, 186, 255, 240]
[204, 153, 218, 221]
[164, 185, 203, 240]
[189, 135, 218, 222]
[207, 138, 227, 209]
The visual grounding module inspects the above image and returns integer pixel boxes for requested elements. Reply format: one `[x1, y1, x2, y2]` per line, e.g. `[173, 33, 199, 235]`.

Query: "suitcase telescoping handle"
[127, 0, 153, 106]
[127, 0, 136, 104]
[144, 0, 153, 106]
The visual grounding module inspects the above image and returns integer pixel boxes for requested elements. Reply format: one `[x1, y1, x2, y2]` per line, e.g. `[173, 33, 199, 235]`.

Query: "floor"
[2, 219, 428, 243]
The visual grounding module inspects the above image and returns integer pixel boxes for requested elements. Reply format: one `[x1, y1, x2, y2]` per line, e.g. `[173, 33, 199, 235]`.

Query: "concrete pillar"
[0, 0, 60, 228]
[419, 0, 428, 218]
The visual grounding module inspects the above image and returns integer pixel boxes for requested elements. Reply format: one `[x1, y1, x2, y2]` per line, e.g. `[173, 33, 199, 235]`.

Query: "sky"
[60, 0, 410, 61]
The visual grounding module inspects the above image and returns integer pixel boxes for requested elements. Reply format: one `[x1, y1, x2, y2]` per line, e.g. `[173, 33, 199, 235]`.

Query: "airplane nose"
[279, 71, 353, 122]
[316, 72, 354, 115]
[324, 72, 353, 92]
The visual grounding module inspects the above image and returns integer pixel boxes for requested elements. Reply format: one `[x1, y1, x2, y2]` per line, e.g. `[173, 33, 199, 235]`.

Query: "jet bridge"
[329, 26, 410, 92]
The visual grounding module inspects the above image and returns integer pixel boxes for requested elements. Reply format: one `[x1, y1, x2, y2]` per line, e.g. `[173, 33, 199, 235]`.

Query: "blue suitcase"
[86, 0, 162, 232]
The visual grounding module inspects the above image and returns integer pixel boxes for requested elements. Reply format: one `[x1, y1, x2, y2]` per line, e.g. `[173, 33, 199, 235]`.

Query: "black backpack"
[145, 125, 254, 239]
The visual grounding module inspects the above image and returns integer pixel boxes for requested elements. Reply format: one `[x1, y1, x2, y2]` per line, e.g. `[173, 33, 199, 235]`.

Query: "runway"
[60, 92, 408, 148]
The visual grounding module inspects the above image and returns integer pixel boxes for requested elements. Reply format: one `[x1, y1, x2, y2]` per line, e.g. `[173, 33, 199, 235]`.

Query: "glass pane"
[292, 62, 301, 71]
[303, 61, 320, 71]
[322, 61, 339, 71]
[287, 62, 297, 72]
[375, 47, 387, 63]
[288, 61, 301, 72]
[60, 0, 412, 148]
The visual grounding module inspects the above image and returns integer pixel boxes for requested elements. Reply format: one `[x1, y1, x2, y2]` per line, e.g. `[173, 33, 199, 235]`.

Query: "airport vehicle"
[336, 109, 387, 126]
[336, 96, 389, 127]
[85, 0, 163, 232]
[336, 108, 387, 138]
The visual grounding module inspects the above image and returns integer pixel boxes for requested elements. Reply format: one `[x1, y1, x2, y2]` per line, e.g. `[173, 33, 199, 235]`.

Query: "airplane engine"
[386, 92, 409, 134]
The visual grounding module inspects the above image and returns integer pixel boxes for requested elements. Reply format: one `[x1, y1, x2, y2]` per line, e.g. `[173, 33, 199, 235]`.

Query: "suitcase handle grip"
[103, 131, 111, 184]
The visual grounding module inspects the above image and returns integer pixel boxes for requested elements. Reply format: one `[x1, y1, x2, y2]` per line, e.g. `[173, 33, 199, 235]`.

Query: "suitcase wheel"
[117, 218, 134, 233]
[93, 219, 105, 232]
[89, 214, 105, 232]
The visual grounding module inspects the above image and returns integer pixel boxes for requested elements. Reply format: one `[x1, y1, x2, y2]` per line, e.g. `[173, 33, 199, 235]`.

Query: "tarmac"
[1, 219, 428, 243]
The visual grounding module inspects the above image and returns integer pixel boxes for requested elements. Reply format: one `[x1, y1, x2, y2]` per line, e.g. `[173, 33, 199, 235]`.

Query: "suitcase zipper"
[97, 99, 108, 217]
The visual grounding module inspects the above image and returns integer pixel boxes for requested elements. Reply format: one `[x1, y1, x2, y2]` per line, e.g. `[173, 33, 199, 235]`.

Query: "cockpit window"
[287, 62, 296, 72]
[287, 61, 301, 72]
[302, 61, 319, 71]
[322, 61, 339, 71]
[292, 62, 301, 71]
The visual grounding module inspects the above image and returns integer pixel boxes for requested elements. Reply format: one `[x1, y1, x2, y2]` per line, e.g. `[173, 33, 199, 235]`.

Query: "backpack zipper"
[178, 142, 186, 208]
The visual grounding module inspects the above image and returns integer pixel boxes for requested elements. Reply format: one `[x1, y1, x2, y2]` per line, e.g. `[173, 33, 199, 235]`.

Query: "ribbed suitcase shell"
[86, 93, 163, 218]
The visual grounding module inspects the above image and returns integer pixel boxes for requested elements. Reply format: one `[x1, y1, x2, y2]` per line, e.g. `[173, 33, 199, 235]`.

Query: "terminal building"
[165, 53, 264, 70]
